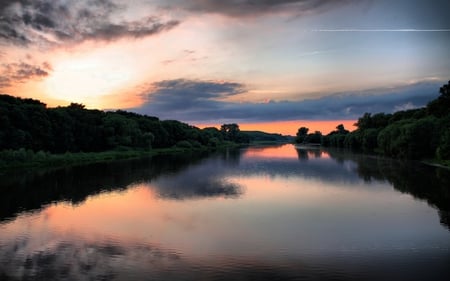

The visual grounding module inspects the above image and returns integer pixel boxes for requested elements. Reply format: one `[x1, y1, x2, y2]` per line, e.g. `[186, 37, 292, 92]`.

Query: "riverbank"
[0, 144, 240, 172]
[422, 159, 450, 170]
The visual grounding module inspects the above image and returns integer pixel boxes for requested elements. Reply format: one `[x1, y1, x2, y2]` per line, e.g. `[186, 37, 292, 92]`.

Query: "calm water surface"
[0, 145, 449, 280]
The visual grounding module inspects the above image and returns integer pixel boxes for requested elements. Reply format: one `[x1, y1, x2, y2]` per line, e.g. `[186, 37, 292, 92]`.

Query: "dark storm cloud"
[0, 61, 51, 88]
[141, 79, 245, 111]
[133, 79, 442, 123]
[0, 0, 179, 46]
[74, 17, 179, 42]
[161, 0, 359, 17]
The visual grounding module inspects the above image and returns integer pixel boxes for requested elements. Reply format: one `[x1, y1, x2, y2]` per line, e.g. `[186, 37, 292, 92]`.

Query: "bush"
[189, 140, 202, 148]
[175, 140, 192, 148]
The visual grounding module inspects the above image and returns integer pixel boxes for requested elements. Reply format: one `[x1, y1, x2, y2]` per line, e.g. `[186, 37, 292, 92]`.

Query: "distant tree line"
[0, 95, 251, 154]
[296, 80, 450, 161]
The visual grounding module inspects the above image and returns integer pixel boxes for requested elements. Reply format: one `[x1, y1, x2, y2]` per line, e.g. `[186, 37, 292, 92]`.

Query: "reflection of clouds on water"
[239, 148, 364, 187]
[0, 237, 184, 281]
[151, 157, 244, 200]
[2, 235, 448, 281]
[0, 235, 322, 281]
[1, 145, 449, 280]
[0, 153, 241, 222]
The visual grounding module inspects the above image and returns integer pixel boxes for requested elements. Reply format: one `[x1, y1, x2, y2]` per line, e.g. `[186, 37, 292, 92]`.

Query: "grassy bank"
[0, 145, 239, 171]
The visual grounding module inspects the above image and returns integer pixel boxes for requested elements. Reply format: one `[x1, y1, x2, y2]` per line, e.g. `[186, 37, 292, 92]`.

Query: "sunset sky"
[1, 0, 449, 135]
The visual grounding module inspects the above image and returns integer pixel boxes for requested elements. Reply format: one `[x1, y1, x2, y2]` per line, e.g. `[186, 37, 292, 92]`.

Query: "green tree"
[103, 113, 141, 148]
[361, 128, 379, 152]
[355, 113, 372, 130]
[202, 127, 223, 147]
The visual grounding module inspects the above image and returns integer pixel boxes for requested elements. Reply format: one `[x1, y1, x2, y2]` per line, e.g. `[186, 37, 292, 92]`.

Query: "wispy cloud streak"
[313, 29, 450, 32]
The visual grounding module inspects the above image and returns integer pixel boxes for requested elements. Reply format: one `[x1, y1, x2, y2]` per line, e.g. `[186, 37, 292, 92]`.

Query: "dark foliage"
[0, 95, 248, 155]
[220, 123, 250, 144]
[242, 131, 290, 143]
[311, 81, 450, 160]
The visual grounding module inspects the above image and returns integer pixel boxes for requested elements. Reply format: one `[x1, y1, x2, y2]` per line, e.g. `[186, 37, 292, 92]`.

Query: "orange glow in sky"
[196, 120, 356, 135]
[0, 0, 447, 129]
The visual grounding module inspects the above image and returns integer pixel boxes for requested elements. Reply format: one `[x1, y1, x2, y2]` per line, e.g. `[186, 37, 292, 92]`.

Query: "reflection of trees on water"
[0, 149, 243, 222]
[324, 148, 450, 231]
[295, 148, 322, 161]
[2, 145, 449, 231]
[151, 151, 243, 200]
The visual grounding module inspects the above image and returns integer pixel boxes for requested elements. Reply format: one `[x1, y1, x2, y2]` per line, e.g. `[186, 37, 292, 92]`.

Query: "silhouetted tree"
[428, 80, 450, 117]
[295, 127, 309, 143]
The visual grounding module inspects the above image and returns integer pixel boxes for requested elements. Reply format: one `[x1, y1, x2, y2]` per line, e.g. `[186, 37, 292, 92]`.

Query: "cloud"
[161, 49, 208, 65]
[394, 102, 417, 112]
[313, 29, 450, 32]
[160, 0, 359, 18]
[133, 79, 442, 123]
[0, 0, 179, 46]
[152, 156, 243, 200]
[0, 61, 51, 88]
[0, 238, 183, 281]
[139, 79, 245, 111]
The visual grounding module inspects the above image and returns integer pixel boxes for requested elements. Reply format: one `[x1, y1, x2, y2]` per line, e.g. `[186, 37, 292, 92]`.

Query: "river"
[0, 144, 449, 280]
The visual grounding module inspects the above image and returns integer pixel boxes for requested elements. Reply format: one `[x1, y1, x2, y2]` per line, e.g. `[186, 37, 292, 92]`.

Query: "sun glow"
[44, 55, 135, 108]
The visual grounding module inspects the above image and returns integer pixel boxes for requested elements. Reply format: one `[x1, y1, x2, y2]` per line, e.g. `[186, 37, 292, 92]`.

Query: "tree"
[103, 113, 140, 148]
[336, 124, 349, 134]
[304, 131, 322, 144]
[355, 113, 372, 130]
[295, 127, 309, 143]
[361, 128, 379, 152]
[427, 80, 450, 117]
[202, 127, 223, 147]
[221, 123, 240, 141]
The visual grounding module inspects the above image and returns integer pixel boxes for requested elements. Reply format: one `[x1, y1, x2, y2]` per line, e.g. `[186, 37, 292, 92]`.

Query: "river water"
[0, 144, 449, 280]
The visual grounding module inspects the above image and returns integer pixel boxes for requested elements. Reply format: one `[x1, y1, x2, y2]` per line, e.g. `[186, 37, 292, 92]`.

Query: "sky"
[0, 0, 449, 135]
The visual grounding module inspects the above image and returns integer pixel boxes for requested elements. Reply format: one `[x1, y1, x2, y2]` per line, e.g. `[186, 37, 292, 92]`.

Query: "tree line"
[0, 95, 251, 154]
[296, 81, 450, 161]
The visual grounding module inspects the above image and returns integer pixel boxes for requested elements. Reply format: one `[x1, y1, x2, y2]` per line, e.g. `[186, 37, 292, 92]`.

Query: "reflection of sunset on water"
[1, 171, 423, 260]
[1, 145, 449, 280]
[244, 145, 299, 159]
[244, 145, 330, 160]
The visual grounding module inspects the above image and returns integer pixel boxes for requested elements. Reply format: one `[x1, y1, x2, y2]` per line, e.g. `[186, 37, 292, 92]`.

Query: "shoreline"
[0, 145, 241, 172]
[422, 160, 450, 170]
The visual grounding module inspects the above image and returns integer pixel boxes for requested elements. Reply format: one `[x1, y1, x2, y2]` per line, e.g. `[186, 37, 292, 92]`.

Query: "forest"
[0, 95, 277, 169]
[297, 81, 450, 162]
[0, 95, 265, 156]
[0, 94, 292, 163]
